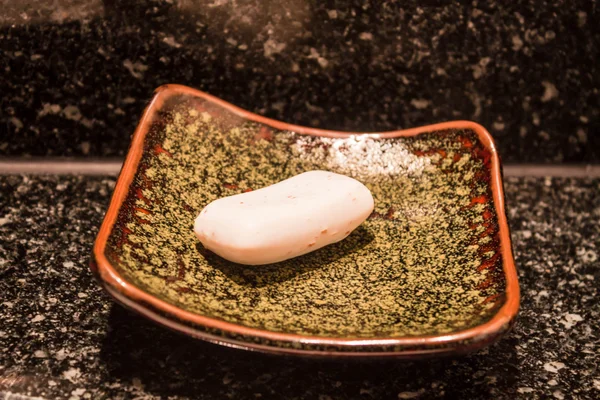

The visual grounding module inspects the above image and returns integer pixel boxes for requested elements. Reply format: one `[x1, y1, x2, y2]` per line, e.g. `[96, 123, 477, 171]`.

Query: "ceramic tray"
[92, 84, 519, 358]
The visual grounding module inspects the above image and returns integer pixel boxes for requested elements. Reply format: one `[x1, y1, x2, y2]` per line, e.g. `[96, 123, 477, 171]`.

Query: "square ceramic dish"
[92, 84, 519, 358]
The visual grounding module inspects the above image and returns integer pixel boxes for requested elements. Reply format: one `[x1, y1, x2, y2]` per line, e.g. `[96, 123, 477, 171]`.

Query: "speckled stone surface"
[1, 175, 598, 399]
[1, 0, 598, 161]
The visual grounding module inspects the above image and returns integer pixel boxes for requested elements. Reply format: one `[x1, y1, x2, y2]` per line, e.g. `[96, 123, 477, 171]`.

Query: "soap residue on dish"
[291, 133, 433, 179]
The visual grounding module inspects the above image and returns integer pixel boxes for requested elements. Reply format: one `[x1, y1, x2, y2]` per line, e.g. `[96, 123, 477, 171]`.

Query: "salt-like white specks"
[70, 388, 86, 400]
[541, 81, 559, 102]
[561, 313, 583, 329]
[517, 387, 534, 393]
[512, 35, 524, 51]
[544, 362, 566, 373]
[493, 121, 506, 131]
[292, 134, 432, 179]
[31, 314, 45, 323]
[55, 348, 69, 361]
[163, 35, 182, 48]
[10, 117, 23, 131]
[410, 99, 431, 109]
[38, 103, 62, 117]
[62, 105, 82, 122]
[263, 39, 286, 58]
[123, 59, 148, 79]
[308, 48, 329, 68]
[34, 350, 48, 358]
[62, 368, 81, 382]
[579, 249, 597, 263]
[398, 390, 424, 399]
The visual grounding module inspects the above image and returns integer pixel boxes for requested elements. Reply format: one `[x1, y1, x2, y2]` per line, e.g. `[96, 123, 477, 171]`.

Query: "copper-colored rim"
[93, 84, 520, 353]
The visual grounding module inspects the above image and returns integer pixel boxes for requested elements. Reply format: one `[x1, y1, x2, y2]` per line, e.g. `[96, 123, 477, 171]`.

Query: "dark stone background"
[1, 0, 599, 161]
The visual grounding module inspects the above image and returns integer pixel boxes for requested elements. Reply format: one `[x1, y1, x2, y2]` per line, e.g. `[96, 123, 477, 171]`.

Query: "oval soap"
[194, 170, 374, 265]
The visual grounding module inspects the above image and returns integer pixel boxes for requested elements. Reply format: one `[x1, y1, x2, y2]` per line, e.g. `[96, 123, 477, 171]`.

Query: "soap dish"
[92, 84, 519, 358]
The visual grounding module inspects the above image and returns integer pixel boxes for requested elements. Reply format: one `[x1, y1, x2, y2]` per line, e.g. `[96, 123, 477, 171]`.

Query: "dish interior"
[106, 94, 506, 338]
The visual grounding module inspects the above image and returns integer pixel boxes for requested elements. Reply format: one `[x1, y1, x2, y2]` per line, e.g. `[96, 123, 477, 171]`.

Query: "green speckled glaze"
[106, 94, 505, 341]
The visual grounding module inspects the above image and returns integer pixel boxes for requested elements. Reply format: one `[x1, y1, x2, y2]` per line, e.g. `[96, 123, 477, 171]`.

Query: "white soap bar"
[194, 170, 374, 265]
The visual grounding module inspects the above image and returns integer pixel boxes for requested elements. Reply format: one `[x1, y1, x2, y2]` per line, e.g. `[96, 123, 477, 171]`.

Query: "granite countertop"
[1, 0, 599, 162]
[1, 0, 599, 398]
[1, 175, 598, 399]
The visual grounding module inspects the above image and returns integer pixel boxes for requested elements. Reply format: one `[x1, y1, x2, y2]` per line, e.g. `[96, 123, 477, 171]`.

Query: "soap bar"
[194, 170, 374, 265]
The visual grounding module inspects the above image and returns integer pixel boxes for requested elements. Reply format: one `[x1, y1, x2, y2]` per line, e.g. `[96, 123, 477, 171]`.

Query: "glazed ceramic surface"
[92, 85, 519, 357]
